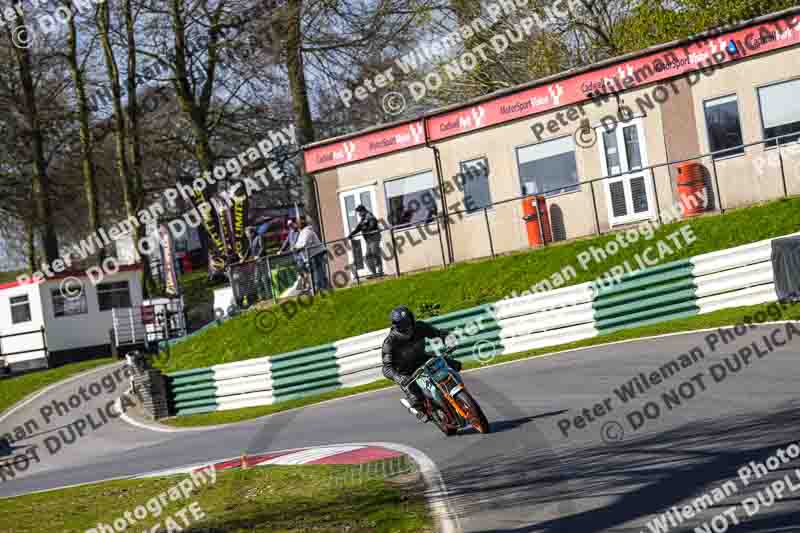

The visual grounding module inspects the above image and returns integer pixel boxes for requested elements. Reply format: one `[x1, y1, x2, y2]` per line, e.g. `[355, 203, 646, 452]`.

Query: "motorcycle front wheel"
[430, 404, 457, 436]
[456, 391, 491, 434]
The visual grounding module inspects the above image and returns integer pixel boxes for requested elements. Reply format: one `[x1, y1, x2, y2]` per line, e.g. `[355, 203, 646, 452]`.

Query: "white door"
[598, 118, 655, 226]
[339, 185, 380, 278]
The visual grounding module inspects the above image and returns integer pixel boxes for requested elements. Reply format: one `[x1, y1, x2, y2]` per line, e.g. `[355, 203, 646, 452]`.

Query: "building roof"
[303, 7, 800, 173]
[0, 264, 144, 292]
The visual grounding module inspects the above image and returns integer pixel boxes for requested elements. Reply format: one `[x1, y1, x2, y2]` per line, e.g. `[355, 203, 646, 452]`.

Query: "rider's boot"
[411, 402, 427, 421]
[401, 398, 428, 422]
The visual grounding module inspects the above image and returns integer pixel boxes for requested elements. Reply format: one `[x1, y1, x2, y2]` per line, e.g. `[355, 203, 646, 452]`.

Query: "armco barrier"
[593, 259, 699, 335]
[165, 233, 795, 417]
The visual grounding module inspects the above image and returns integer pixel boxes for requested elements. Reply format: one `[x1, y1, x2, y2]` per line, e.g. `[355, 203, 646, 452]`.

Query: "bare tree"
[61, 1, 102, 260]
[6, 7, 59, 263]
[97, 0, 139, 227]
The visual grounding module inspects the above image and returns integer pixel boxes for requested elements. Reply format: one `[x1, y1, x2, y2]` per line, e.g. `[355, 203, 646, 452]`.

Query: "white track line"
[135, 443, 462, 533]
[264, 445, 365, 465]
[365, 442, 462, 533]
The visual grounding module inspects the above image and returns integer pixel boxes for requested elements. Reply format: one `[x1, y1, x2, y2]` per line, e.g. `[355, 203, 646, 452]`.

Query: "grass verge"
[0, 270, 25, 285]
[159, 197, 800, 373]
[0, 460, 431, 533]
[162, 299, 800, 428]
[0, 358, 115, 418]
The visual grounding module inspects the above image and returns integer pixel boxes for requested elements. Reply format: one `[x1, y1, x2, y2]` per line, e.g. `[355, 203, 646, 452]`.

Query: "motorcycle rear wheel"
[457, 391, 491, 434]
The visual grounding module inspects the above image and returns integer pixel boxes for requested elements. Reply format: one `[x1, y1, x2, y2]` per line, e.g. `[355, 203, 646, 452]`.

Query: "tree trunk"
[97, 1, 137, 230]
[285, 0, 318, 231]
[124, 0, 152, 296]
[169, 0, 230, 268]
[170, 0, 216, 175]
[64, 8, 102, 260]
[26, 221, 37, 273]
[11, 13, 59, 264]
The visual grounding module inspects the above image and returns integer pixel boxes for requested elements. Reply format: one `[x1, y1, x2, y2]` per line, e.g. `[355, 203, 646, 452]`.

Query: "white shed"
[0, 266, 143, 373]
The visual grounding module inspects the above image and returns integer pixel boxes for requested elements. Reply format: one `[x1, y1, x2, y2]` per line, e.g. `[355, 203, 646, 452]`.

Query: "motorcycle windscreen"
[427, 357, 451, 381]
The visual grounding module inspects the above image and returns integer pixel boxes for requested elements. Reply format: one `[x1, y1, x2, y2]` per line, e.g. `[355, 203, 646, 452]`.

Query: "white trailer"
[0, 266, 144, 374]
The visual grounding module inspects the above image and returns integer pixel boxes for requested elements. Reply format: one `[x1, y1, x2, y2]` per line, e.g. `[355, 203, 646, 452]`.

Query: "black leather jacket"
[348, 211, 381, 241]
[382, 321, 448, 384]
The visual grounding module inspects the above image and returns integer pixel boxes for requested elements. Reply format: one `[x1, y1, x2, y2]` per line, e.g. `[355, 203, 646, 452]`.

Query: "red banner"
[427, 15, 800, 141]
[304, 120, 426, 173]
[305, 14, 799, 172]
[159, 225, 179, 296]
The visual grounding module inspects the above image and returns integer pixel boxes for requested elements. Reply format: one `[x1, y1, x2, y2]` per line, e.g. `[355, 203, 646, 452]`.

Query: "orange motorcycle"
[401, 351, 490, 436]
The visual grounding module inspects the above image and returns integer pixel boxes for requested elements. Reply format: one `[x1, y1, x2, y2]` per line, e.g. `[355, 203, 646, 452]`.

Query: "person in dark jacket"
[347, 205, 383, 277]
[382, 306, 462, 419]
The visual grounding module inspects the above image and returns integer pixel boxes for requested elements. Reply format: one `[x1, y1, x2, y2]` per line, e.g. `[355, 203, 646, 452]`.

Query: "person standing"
[279, 219, 299, 254]
[278, 218, 305, 291]
[347, 205, 383, 277]
[245, 227, 272, 301]
[246, 226, 263, 259]
[294, 217, 329, 293]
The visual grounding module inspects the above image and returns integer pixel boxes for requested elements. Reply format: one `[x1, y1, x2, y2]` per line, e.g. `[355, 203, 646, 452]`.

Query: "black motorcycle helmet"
[390, 305, 415, 341]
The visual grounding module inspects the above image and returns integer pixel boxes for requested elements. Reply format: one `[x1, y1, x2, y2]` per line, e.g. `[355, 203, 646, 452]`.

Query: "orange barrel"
[676, 161, 707, 216]
[522, 195, 552, 247]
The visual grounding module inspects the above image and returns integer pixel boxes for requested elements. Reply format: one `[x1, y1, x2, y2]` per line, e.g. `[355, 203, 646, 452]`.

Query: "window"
[459, 158, 492, 213]
[51, 288, 88, 317]
[704, 95, 744, 158]
[10, 295, 31, 324]
[758, 79, 800, 146]
[97, 281, 131, 311]
[384, 171, 439, 227]
[517, 136, 579, 197]
[598, 119, 653, 225]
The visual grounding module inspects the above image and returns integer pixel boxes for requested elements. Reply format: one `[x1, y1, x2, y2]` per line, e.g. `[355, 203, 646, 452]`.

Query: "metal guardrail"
[0, 326, 48, 374]
[229, 132, 800, 310]
[112, 300, 187, 354]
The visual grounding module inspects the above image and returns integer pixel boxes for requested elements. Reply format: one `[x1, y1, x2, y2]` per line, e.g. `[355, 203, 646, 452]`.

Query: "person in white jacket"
[294, 218, 328, 293]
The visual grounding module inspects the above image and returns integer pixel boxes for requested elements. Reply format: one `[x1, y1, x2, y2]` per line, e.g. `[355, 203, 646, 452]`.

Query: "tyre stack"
[131, 369, 171, 420]
[127, 352, 171, 420]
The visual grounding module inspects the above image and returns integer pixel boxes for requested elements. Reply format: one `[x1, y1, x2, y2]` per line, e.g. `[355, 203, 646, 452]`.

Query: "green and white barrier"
[166, 233, 795, 416]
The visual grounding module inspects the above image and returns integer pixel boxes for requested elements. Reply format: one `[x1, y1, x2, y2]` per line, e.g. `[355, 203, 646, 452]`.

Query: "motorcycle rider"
[382, 306, 463, 420]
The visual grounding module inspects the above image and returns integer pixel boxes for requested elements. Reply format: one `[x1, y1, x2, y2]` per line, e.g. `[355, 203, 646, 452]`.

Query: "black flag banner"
[190, 186, 226, 254]
[231, 183, 249, 260]
[215, 197, 235, 262]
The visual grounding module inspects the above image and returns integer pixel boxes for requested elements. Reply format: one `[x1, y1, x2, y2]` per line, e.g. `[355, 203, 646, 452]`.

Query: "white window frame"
[10, 295, 32, 325]
[515, 136, 581, 198]
[51, 288, 88, 318]
[703, 94, 745, 160]
[383, 171, 440, 229]
[756, 77, 800, 147]
[459, 156, 493, 215]
[339, 184, 380, 278]
[97, 281, 132, 311]
[597, 117, 655, 226]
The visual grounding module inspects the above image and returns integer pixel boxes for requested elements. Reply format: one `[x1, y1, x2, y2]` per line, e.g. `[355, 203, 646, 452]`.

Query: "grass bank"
[0, 358, 115, 418]
[0, 270, 25, 284]
[163, 298, 800, 428]
[159, 197, 800, 373]
[0, 461, 431, 533]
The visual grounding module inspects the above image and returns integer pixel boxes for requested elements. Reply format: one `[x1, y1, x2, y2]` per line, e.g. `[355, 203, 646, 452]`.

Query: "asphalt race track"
[2, 324, 800, 532]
